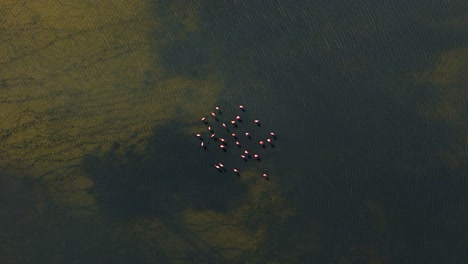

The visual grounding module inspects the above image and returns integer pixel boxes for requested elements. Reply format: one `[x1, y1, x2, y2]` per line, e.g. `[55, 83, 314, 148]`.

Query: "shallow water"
[1, 0, 466, 263]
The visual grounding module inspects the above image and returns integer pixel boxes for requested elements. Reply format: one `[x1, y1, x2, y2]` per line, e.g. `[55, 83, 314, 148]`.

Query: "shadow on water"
[84, 121, 249, 222]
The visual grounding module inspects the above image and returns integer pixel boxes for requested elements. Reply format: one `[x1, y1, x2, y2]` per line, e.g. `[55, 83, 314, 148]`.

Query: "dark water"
[1, 0, 467, 263]
[160, 1, 466, 263]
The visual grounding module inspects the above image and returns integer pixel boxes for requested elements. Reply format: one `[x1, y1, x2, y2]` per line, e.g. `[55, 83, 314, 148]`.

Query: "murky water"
[1, 0, 466, 263]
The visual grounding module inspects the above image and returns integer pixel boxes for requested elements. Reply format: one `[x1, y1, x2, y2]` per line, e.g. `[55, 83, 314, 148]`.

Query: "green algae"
[427, 48, 468, 86]
[0, 0, 219, 212]
[106, 166, 288, 263]
[0, 1, 292, 262]
[413, 48, 468, 169]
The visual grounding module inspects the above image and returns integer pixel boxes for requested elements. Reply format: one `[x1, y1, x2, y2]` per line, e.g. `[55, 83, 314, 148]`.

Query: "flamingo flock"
[196, 105, 276, 181]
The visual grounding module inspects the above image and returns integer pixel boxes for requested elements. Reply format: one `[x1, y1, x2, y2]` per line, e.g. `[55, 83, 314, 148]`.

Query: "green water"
[0, 0, 466, 263]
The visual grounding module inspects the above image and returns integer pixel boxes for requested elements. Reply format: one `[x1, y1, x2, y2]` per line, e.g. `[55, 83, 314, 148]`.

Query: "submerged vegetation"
[0, 0, 466, 263]
[0, 1, 288, 262]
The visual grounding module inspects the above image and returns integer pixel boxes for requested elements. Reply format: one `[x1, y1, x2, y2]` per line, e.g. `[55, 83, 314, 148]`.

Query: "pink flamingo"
[269, 132, 276, 139]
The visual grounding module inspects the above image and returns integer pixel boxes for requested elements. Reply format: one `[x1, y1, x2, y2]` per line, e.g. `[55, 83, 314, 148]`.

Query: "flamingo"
[269, 132, 276, 139]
